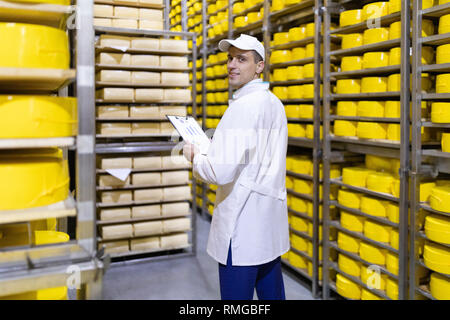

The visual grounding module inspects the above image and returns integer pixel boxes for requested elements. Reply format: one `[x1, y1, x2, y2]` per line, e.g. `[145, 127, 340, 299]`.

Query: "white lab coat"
[193, 79, 289, 266]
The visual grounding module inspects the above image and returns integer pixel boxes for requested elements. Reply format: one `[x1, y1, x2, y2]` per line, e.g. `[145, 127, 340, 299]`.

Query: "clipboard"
[166, 115, 211, 154]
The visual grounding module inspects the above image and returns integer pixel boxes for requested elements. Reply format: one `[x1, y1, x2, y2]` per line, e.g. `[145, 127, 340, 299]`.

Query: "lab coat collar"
[231, 79, 270, 101]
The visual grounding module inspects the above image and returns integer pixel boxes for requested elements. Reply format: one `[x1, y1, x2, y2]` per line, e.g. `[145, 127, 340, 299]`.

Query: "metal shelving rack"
[0, 0, 104, 299]
[322, 0, 411, 300]
[93, 14, 198, 261]
[410, 0, 450, 300]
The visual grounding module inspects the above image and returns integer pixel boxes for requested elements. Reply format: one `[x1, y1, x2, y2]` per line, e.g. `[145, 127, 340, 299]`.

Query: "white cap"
[218, 34, 265, 61]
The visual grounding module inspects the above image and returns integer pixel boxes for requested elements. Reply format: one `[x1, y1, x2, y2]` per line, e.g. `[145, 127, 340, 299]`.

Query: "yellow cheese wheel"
[389, 21, 401, 40]
[291, 156, 312, 174]
[420, 181, 436, 202]
[305, 22, 315, 38]
[338, 254, 361, 277]
[386, 277, 398, 300]
[361, 77, 388, 93]
[271, 0, 285, 12]
[291, 233, 308, 251]
[360, 196, 388, 217]
[365, 154, 392, 172]
[443, 133, 450, 153]
[430, 185, 450, 212]
[424, 0, 435, 8]
[336, 101, 358, 116]
[386, 124, 400, 141]
[388, 0, 400, 14]
[357, 101, 385, 117]
[436, 44, 450, 64]
[288, 123, 306, 137]
[338, 231, 361, 253]
[341, 56, 362, 72]
[334, 120, 357, 137]
[0, 96, 77, 138]
[247, 12, 260, 24]
[292, 47, 306, 60]
[389, 228, 399, 249]
[305, 124, 322, 139]
[423, 242, 450, 274]
[359, 242, 387, 265]
[425, 214, 450, 245]
[289, 26, 306, 41]
[0, 150, 69, 210]
[430, 273, 450, 300]
[338, 188, 363, 209]
[361, 289, 384, 300]
[362, 52, 389, 69]
[386, 251, 399, 275]
[362, 2, 389, 21]
[389, 47, 401, 66]
[361, 264, 388, 290]
[234, 16, 247, 28]
[387, 73, 401, 92]
[307, 262, 323, 280]
[270, 50, 291, 64]
[291, 196, 307, 213]
[363, 28, 389, 45]
[285, 105, 301, 118]
[287, 85, 303, 99]
[287, 66, 303, 80]
[436, 74, 450, 94]
[273, 68, 288, 82]
[0, 22, 69, 69]
[289, 251, 307, 269]
[366, 171, 395, 194]
[299, 104, 314, 119]
[293, 178, 312, 194]
[273, 86, 288, 100]
[341, 33, 363, 49]
[439, 14, 450, 35]
[341, 210, 365, 232]
[342, 167, 372, 187]
[303, 84, 320, 98]
[273, 32, 289, 46]
[336, 79, 361, 94]
[303, 63, 314, 78]
[384, 101, 400, 118]
[291, 215, 308, 232]
[364, 220, 391, 243]
[356, 122, 388, 139]
[336, 274, 361, 300]
[232, 2, 245, 14]
[340, 9, 362, 27]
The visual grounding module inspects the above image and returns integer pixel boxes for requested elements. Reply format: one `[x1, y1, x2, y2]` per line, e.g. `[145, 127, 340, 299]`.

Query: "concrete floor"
[102, 213, 318, 300]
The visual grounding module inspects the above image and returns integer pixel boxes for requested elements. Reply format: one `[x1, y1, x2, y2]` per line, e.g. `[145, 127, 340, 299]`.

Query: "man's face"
[227, 46, 264, 89]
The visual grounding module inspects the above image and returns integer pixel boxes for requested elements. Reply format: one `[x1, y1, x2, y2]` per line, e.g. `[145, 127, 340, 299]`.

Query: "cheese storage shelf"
[288, 137, 315, 148]
[0, 137, 75, 150]
[330, 136, 401, 149]
[96, 64, 191, 72]
[97, 229, 193, 243]
[95, 117, 176, 122]
[287, 117, 315, 123]
[329, 39, 401, 58]
[96, 133, 176, 138]
[330, 178, 399, 203]
[421, 63, 450, 73]
[330, 11, 401, 35]
[95, 141, 177, 154]
[417, 259, 450, 279]
[232, 21, 263, 36]
[287, 170, 315, 181]
[105, 244, 192, 259]
[271, 78, 315, 86]
[269, 0, 314, 21]
[95, 45, 192, 56]
[270, 57, 315, 69]
[331, 116, 401, 123]
[290, 226, 314, 243]
[96, 182, 189, 191]
[422, 149, 450, 159]
[422, 93, 450, 101]
[97, 199, 190, 209]
[94, 0, 164, 9]
[96, 213, 191, 226]
[289, 207, 314, 223]
[330, 92, 401, 101]
[95, 82, 192, 88]
[330, 65, 401, 79]
[287, 188, 315, 202]
[422, 2, 450, 18]
[417, 231, 450, 249]
[281, 257, 314, 282]
[97, 167, 190, 174]
[416, 285, 436, 300]
[421, 33, 450, 46]
[96, 99, 191, 104]
[420, 203, 450, 218]
[331, 201, 399, 228]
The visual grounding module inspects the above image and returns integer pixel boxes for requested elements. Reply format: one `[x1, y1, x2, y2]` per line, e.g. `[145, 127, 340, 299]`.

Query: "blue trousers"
[218, 244, 286, 300]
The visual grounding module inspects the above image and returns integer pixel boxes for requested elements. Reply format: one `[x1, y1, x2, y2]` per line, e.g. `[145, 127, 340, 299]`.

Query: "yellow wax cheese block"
[337, 231, 361, 253]
[364, 220, 391, 243]
[386, 203, 399, 223]
[289, 251, 308, 269]
[362, 52, 389, 69]
[160, 233, 189, 249]
[336, 79, 361, 94]
[361, 77, 388, 93]
[430, 273, 450, 300]
[390, 228, 399, 249]
[305, 124, 322, 139]
[293, 178, 312, 194]
[270, 50, 292, 64]
[365, 154, 391, 171]
[386, 124, 400, 142]
[357, 121, 388, 140]
[338, 188, 363, 209]
[336, 101, 357, 116]
[273, 86, 288, 100]
[361, 289, 384, 300]
[340, 9, 362, 27]
[0, 96, 77, 138]
[357, 101, 385, 117]
[360, 265, 387, 290]
[291, 197, 307, 213]
[338, 254, 361, 277]
[247, 12, 261, 23]
[273, 32, 289, 45]
[362, 2, 389, 21]
[423, 242, 450, 274]
[341, 33, 363, 49]
[341, 56, 362, 72]
[386, 277, 398, 300]
[271, 0, 285, 11]
[439, 14, 450, 35]
[425, 214, 450, 245]
[363, 28, 389, 45]
[303, 84, 320, 98]
[289, 26, 306, 41]
[288, 123, 306, 137]
[305, 22, 315, 37]
[386, 251, 399, 275]
[389, 47, 401, 66]
[342, 166, 372, 187]
[0, 22, 69, 69]
[341, 210, 365, 232]
[291, 156, 313, 175]
[437, 44, 450, 64]
[287, 85, 303, 99]
[299, 104, 315, 119]
[273, 69, 288, 82]
[429, 185, 450, 213]
[443, 133, 450, 153]
[336, 274, 361, 300]
[131, 205, 160, 219]
[360, 196, 388, 217]
[388, 0, 400, 14]
[436, 74, 450, 94]
[389, 21, 401, 40]
[366, 171, 395, 194]
[234, 16, 247, 28]
[291, 216, 308, 232]
[285, 105, 301, 118]
[359, 242, 387, 265]
[291, 233, 308, 251]
[233, 2, 245, 14]
[287, 66, 304, 80]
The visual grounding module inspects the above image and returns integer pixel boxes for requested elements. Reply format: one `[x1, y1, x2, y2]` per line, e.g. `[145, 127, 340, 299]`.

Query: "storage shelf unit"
[0, 1, 103, 300]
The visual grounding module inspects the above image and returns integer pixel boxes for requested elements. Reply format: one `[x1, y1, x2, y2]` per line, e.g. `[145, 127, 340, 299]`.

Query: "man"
[183, 34, 289, 300]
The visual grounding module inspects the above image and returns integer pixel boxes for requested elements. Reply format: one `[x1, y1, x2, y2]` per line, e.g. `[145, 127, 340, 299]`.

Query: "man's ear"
[256, 60, 264, 74]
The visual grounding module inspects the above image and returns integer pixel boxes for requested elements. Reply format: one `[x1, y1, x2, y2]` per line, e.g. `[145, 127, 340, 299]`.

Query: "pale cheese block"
[160, 122, 174, 134]
[101, 224, 133, 240]
[131, 122, 160, 134]
[139, 0, 163, 5]
[98, 35, 131, 48]
[99, 174, 130, 187]
[97, 106, 129, 119]
[159, 39, 188, 51]
[96, 88, 134, 102]
[131, 71, 161, 85]
[161, 202, 190, 217]
[100, 157, 132, 169]
[130, 106, 160, 118]
[139, 20, 163, 31]
[163, 186, 191, 201]
[159, 106, 187, 117]
[134, 188, 163, 202]
[112, 18, 138, 29]
[94, 18, 112, 27]
[162, 171, 189, 185]
[164, 89, 191, 102]
[132, 172, 161, 185]
[160, 56, 188, 68]
[162, 155, 191, 169]
[161, 72, 189, 86]
[100, 240, 129, 254]
[139, 8, 163, 20]
[160, 233, 189, 248]
[96, 70, 131, 83]
[101, 190, 132, 204]
[130, 237, 160, 251]
[131, 204, 161, 218]
[94, 4, 113, 17]
[133, 221, 162, 236]
[131, 54, 159, 66]
[96, 52, 131, 65]
[133, 156, 162, 169]
[131, 37, 160, 50]
[114, 6, 139, 19]
[135, 88, 164, 102]
[99, 207, 131, 221]
[98, 123, 131, 135]
[118, 0, 139, 4]
[162, 218, 191, 233]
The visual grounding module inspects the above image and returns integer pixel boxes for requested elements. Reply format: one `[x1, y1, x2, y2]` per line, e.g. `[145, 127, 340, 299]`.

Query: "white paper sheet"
[167, 115, 211, 154]
[105, 168, 132, 181]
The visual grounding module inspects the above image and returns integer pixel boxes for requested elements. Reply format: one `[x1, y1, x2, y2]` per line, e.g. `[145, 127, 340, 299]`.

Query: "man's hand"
[183, 143, 199, 162]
